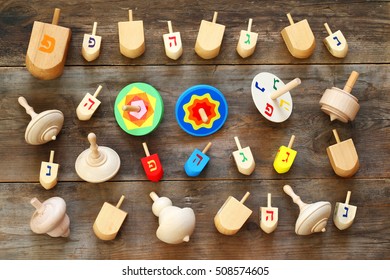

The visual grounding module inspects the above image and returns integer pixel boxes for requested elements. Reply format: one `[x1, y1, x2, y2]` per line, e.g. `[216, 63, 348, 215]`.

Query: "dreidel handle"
[199, 108, 208, 123]
[122, 105, 141, 112]
[18, 97, 38, 119]
[167, 20, 173, 33]
[345, 191, 351, 205]
[128, 10, 133, 21]
[324, 23, 333, 36]
[283, 185, 307, 210]
[343, 71, 359, 93]
[212, 11, 218, 23]
[247, 18, 253, 32]
[92, 22, 97, 36]
[142, 142, 150, 157]
[31, 197, 44, 214]
[116, 195, 125, 208]
[288, 135, 296, 149]
[286, 13, 294, 25]
[52, 8, 61, 25]
[332, 129, 341, 143]
[267, 193, 272, 207]
[93, 85, 103, 98]
[88, 133, 101, 160]
[234, 136, 242, 150]
[202, 142, 212, 154]
[240, 192, 250, 204]
[49, 150, 55, 163]
[270, 78, 301, 100]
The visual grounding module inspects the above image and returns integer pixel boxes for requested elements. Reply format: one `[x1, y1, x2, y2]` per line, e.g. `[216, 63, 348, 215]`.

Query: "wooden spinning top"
[319, 71, 360, 123]
[18, 96, 64, 145]
[30, 197, 70, 238]
[283, 185, 331, 235]
[75, 132, 120, 183]
[333, 191, 357, 230]
[236, 18, 258, 58]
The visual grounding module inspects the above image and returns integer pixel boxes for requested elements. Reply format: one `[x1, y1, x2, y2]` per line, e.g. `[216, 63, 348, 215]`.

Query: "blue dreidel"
[184, 142, 212, 177]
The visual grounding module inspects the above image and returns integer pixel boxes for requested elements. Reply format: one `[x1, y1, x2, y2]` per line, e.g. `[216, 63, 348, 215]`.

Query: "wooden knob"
[343, 71, 359, 93]
[18, 96, 37, 119]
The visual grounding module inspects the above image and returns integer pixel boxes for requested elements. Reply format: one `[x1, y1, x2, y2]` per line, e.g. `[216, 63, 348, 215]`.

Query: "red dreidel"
[141, 142, 163, 182]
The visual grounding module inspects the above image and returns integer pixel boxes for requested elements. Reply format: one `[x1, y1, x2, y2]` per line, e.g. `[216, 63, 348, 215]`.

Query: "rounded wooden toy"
[76, 85, 103, 121]
[93, 195, 128, 240]
[82, 22, 102, 62]
[163, 21, 183, 60]
[260, 193, 278, 234]
[236, 18, 258, 58]
[18, 96, 64, 145]
[326, 129, 359, 177]
[39, 150, 59, 190]
[150, 192, 196, 244]
[141, 142, 164, 182]
[273, 134, 297, 174]
[319, 71, 360, 123]
[333, 191, 357, 230]
[232, 136, 255, 175]
[184, 142, 212, 177]
[30, 197, 70, 238]
[118, 10, 145, 58]
[175, 84, 228, 136]
[114, 82, 164, 136]
[323, 23, 348, 58]
[280, 13, 316, 59]
[214, 192, 252, 235]
[195, 11, 225, 59]
[75, 132, 121, 183]
[283, 185, 331, 235]
[251, 73, 300, 123]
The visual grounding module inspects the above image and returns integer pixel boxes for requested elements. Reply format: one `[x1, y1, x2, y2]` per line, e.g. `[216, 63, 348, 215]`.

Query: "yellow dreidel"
[26, 8, 71, 80]
[236, 18, 258, 58]
[232, 136, 255, 175]
[214, 192, 252, 235]
[260, 193, 278, 234]
[280, 13, 315, 58]
[333, 191, 357, 230]
[118, 10, 145, 58]
[326, 129, 359, 177]
[93, 195, 128, 240]
[76, 85, 103, 121]
[273, 135, 297, 174]
[323, 23, 348, 58]
[163, 21, 183, 60]
[39, 150, 59, 190]
[195, 11, 225, 59]
[82, 22, 102, 62]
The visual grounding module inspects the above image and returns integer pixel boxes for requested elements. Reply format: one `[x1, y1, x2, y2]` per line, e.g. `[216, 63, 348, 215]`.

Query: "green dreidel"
[232, 136, 255, 175]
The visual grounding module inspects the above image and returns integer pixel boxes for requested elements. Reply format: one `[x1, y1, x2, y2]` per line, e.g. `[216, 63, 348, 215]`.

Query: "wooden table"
[0, 0, 389, 260]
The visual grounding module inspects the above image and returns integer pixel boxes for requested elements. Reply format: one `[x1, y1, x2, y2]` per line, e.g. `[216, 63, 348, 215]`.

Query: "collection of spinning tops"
[20, 8, 361, 241]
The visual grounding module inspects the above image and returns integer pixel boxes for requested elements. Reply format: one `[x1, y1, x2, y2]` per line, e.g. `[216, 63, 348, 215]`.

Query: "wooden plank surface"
[0, 0, 389, 260]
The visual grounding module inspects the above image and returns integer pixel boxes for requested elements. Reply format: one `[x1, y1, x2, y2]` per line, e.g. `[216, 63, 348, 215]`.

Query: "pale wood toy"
[163, 21, 183, 60]
[260, 193, 278, 234]
[319, 71, 360, 123]
[184, 142, 212, 177]
[214, 192, 252, 235]
[236, 18, 258, 58]
[251, 72, 300, 123]
[280, 13, 316, 59]
[283, 185, 331, 235]
[75, 132, 120, 183]
[76, 85, 103, 121]
[82, 22, 102, 62]
[273, 135, 297, 174]
[323, 23, 348, 58]
[39, 150, 59, 190]
[232, 136, 255, 175]
[326, 129, 359, 177]
[18, 96, 64, 145]
[150, 192, 196, 244]
[195, 11, 225, 59]
[141, 142, 164, 182]
[334, 191, 357, 230]
[93, 195, 127, 240]
[30, 197, 70, 238]
[118, 10, 145, 58]
[26, 8, 71, 80]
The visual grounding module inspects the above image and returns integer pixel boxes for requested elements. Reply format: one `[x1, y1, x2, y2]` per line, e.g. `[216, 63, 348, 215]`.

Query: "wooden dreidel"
[273, 135, 297, 174]
[76, 85, 103, 121]
[280, 13, 316, 59]
[141, 142, 164, 182]
[232, 136, 255, 175]
[236, 18, 258, 58]
[333, 191, 357, 230]
[163, 21, 183, 60]
[18, 96, 64, 145]
[26, 8, 71, 80]
[184, 142, 212, 177]
[75, 132, 121, 183]
[82, 22, 102, 62]
[30, 197, 70, 238]
[323, 23, 348, 58]
[150, 192, 196, 244]
[214, 192, 252, 235]
[195, 11, 225, 59]
[260, 193, 278, 234]
[39, 150, 59, 190]
[319, 71, 360, 123]
[118, 10, 145, 58]
[283, 185, 331, 235]
[93, 195, 127, 241]
[326, 129, 359, 177]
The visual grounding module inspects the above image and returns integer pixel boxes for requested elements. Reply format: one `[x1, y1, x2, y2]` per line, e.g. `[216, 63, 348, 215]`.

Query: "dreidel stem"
[247, 18, 253, 32]
[288, 135, 296, 149]
[202, 142, 212, 154]
[18, 97, 38, 119]
[345, 191, 351, 205]
[167, 20, 173, 33]
[49, 150, 55, 163]
[343, 71, 359, 93]
[283, 185, 307, 210]
[198, 108, 208, 123]
[88, 133, 101, 160]
[234, 136, 242, 150]
[286, 13, 294, 25]
[122, 105, 141, 112]
[142, 142, 150, 157]
[92, 22, 97, 36]
[240, 192, 250, 204]
[30, 198, 44, 214]
[270, 78, 301, 100]
[324, 23, 332, 35]
[212, 11, 218, 23]
[149, 192, 159, 202]
[52, 8, 60, 25]
[267, 193, 272, 207]
[128, 10, 133, 21]
[116, 195, 125, 208]
[332, 129, 341, 143]
[93, 85, 103, 98]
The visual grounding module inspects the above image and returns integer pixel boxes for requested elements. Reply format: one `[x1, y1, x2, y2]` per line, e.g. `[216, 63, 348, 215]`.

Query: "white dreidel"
[236, 18, 258, 58]
[163, 20, 183, 60]
[333, 191, 357, 230]
[76, 85, 103, 121]
[260, 193, 278, 234]
[39, 150, 59, 190]
[82, 22, 102, 62]
[232, 136, 255, 175]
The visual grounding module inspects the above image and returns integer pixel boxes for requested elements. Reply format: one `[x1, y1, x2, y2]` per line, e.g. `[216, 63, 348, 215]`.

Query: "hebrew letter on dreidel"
[255, 82, 265, 92]
[169, 36, 177, 47]
[193, 154, 203, 165]
[147, 160, 157, 172]
[265, 103, 274, 117]
[266, 210, 274, 221]
[84, 98, 96, 110]
[45, 165, 52, 176]
[39, 34, 56, 53]
[88, 37, 96, 48]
